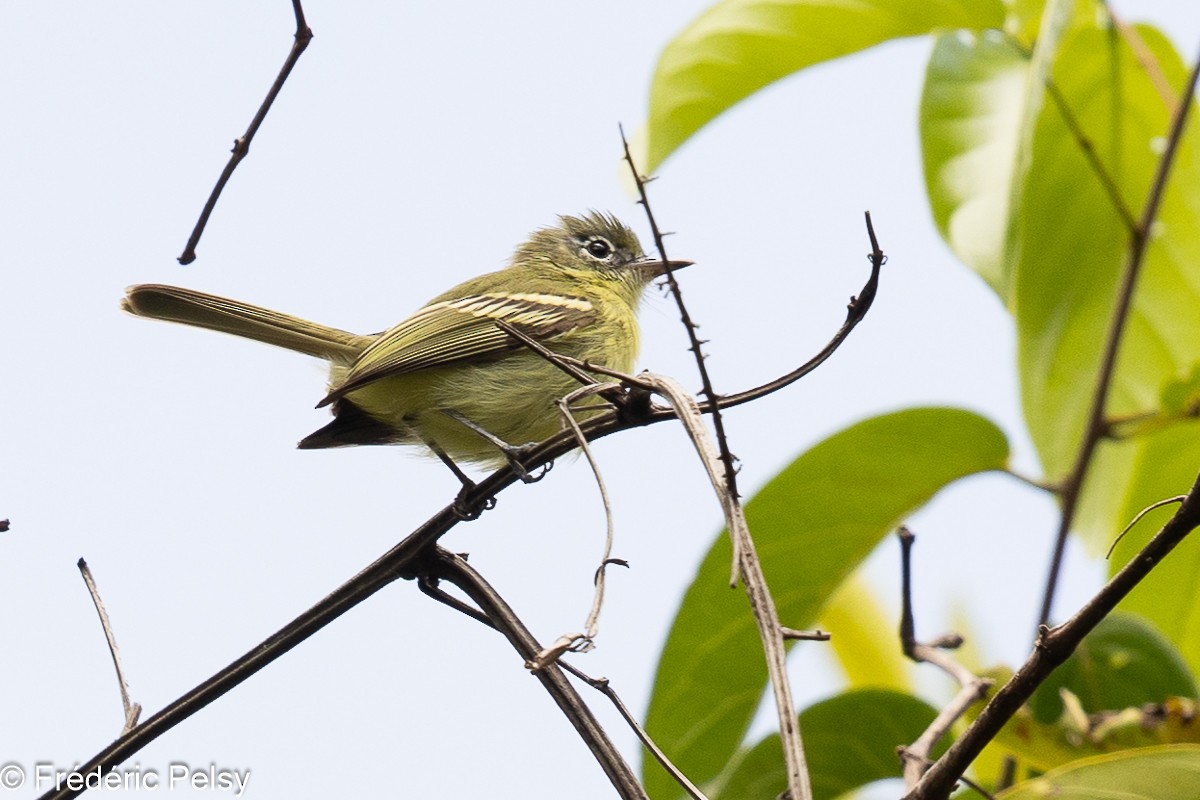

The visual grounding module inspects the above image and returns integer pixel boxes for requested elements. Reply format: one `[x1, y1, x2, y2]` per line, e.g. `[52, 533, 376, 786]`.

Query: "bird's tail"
[122, 284, 373, 364]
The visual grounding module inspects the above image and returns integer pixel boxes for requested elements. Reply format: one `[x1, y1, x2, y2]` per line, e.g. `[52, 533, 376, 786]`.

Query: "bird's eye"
[584, 237, 613, 260]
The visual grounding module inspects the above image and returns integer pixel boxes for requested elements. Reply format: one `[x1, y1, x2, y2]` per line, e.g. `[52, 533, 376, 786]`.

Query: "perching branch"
[177, 0, 313, 264]
[1037, 43, 1200, 628]
[909, 470, 1200, 800]
[52, 203, 883, 799]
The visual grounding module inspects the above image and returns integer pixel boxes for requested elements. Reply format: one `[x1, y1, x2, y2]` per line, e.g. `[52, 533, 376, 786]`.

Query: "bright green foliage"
[642, 409, 1008, 799]
[645, 0, 1005, 171]
[1029, 613, 1198, 723]
[921, 32, 1028, 296]
[996, 745, 1200, 799]
[1012, 24, 1200, 482]
[718, 690, 941, 800]
[641, 1, 1200, 796]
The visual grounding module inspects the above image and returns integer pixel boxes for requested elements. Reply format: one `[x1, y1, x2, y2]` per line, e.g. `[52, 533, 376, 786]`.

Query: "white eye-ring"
[583, 237, 614, 260]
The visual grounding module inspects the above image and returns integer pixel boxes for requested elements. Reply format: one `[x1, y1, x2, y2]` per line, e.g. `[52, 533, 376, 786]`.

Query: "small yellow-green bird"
[123, 212, 688, 474]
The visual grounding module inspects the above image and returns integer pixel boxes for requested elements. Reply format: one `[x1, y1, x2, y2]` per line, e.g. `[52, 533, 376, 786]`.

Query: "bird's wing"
[319, 292, 595, 405]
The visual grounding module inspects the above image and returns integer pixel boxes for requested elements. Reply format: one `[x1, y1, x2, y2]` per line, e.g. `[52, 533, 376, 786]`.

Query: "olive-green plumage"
[122, 212, 687, 467]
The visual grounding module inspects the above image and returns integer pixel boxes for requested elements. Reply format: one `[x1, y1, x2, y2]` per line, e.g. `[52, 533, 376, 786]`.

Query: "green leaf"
[921, 32, 1028, 297]
[996, 744, 1200, 800]
[1030, 613, 1198, 723]
[645, 0, 1006, 171]
[642, 408, 1009, 799]
[1160, 363, 1200, 417]
[1013, 24, 1200, 481]
[720, 689, 940, 800]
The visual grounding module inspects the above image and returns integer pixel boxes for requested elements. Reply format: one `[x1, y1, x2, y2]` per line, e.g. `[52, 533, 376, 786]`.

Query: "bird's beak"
[632, 257, 693, 278]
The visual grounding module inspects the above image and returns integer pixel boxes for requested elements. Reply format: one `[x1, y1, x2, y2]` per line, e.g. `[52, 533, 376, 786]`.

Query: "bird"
[122, 212, 689, 478]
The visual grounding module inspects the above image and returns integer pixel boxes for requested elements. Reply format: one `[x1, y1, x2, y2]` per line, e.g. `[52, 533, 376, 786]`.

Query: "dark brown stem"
[1037, 45, 1200, 628]
[178, 0, 314, 264]
[910, 470, 1200, 800]
[428, 550, 648, 800]
[619, 126, 741, 501]
[717, 213, 883, 408]
[896, 530, 992, 791]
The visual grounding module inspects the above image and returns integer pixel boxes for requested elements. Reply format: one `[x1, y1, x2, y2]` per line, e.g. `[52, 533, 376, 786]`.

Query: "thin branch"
[717, 212, 883, 409]
[560, 388, 618, 644]
[427, 549, 648, 800]
[78, 559, 142, 734]
[178, 1, 314, 264]
[896, 530, 992, 792]
[1043, 79, 1140, 234]
[781, 627, 831, 642]
[1105, 494, 1186, 558]
[527, 386, 625, 669]
[1037, 44, 1200, 628]
[416, 567, 707, 800]
[558, 662, 711, 800]
[639, 372, 813, 800]
[896, 750, 996, 800]
[909, 470, 1200, 800]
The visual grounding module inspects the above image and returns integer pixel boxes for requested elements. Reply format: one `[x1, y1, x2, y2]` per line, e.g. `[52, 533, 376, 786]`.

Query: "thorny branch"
[621, 136, 822, 800]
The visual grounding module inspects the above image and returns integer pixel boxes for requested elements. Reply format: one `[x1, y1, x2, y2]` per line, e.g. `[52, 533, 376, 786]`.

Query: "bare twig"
[1037, 44, 1200, 628]
[427, 549, 648, 800]
[895, 530, 992, 791]
[416, 567, 706, 800]
[560, 387, 619, 643]
[718, 212, 884, 409]
[178, 0, 314, 264]
[559, 662, 711, 800]
[640, 372, 812, 800]
[1105, 495, 1186, 558]
[78, 559, 142, 734]
[781, 627, 831, 642]
[909, 470, 1200, 800]
[526, 385, 625, 669]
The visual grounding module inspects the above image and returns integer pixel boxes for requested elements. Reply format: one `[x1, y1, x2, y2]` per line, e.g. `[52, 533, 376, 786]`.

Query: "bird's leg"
[422, 436, 496, 520]
[439, 409, 552, 484]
